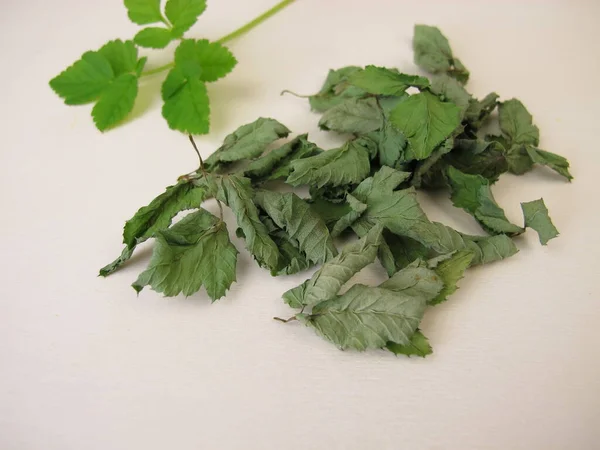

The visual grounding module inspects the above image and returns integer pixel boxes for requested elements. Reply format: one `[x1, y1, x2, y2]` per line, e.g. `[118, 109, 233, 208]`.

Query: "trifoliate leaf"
[99, 181, 208, 276]
[465, 92, 499, 129]
[97, 40, 139, 76]
[208, 174, 280, 271]
[161, 70, 210, 134]
[521, 198, 559, 245]
[134, 27, 173, 49]
[132, 209, 238, 300]
[430, 74, 471, 115]
[254, 190, 337, 265]
[318, 97, 383, 134]
[331, 194, 367, 238]
[92, 73, 138, 131]
[49, 51, 114, 105]
[499, 99, 539, 146]
[386, 330, 432, 357]
[390, 91, 461, 160]
[244, 134, 315, 180]
[282, 225, 383, 308]
[348, 65, 429, 96]
[165, 0, 207, 36]
[205, 118, 290, 168]
[124, 0, 163, 25]
[298, 262, 442, 351]
[526, 147, 573, 181]
[308, 66, 367, 112]
[286, 140, 371, 188]
[447, 166, 524, 235]
[413, 25, 469, 83]
[429, 250, 473, 305]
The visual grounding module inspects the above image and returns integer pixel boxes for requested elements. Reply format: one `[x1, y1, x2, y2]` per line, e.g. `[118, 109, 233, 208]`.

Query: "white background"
[1, 0, 599, 449]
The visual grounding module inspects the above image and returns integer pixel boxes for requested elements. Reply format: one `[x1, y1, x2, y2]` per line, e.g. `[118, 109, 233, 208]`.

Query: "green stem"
[216, 0, 295, 44]
[140, 62, 175, 77]
[140, 0, 295, 78]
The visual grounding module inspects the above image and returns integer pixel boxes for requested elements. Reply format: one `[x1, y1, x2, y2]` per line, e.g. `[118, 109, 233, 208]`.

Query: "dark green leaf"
[308, 66, 367, 112]
[413, 25, 469, 83]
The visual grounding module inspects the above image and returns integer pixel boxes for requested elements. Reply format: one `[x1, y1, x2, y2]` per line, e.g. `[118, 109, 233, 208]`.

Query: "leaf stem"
[188, 135, 224, 221]
[273, 315, 298, 323]
[216, 0, 295, 45]
[140, 0, 295, 78]
[139, 62, 174, 78]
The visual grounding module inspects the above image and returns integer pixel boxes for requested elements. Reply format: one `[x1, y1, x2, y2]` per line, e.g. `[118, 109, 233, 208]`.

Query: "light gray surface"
[1, 0, 599, 449]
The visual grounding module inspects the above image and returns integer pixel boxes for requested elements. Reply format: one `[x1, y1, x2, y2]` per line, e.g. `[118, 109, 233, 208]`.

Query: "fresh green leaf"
[100, 181, 208, 276]
[499, 99, 539, 146]
[308, 66, 367, 112]
[254, 190, 337, 265]
[526, 147, 573, 181]
[134, 27, 173, 49]
[49, 51, 114, 105]
[97, 40, 139, 76]
[318, 97, 383, 134]
[186, 39, 237, 82]
[205, 118, 290, 167]
[165, 0, 207, 37]
[92, 74, 138, 131]
[161, 70, 210, 134]
[348, 65, 429, 96]
[208, 174, 280, 271]
[413, 25, 469, 83]
[429, 250, 473, 305]
[521, 198, 559, 245]
[286, 140, 371, 188]
[390, 91, 461, 160]
[132, 209, 238, 300]
[282, 225, 383, 308]
[124, 0, 163, 25]
[386, 330, 432, 357]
